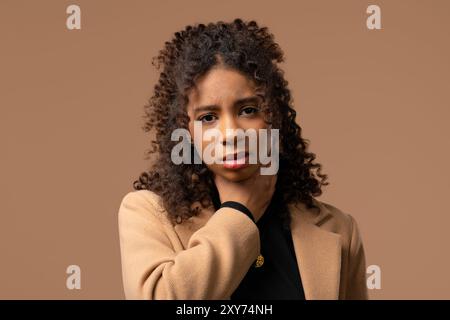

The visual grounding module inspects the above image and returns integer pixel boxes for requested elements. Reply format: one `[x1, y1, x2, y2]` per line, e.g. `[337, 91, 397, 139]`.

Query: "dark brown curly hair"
[133, 18, 329, 228]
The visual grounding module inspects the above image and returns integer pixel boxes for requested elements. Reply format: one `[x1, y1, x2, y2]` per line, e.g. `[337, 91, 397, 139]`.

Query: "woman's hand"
[214, 169, 277, 223]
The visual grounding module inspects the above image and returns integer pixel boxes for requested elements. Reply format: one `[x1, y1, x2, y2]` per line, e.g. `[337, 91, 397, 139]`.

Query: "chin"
[212, 165, 260, 182]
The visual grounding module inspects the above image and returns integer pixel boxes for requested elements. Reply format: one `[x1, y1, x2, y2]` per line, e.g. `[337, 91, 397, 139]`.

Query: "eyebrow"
[193, 95, 261, 114]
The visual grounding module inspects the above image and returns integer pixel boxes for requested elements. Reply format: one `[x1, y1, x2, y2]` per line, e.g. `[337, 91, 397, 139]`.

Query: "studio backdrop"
[1, 0, 449, 299]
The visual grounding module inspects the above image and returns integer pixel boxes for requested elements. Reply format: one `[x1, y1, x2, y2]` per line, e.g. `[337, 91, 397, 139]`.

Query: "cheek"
[243, 117, 268, 131]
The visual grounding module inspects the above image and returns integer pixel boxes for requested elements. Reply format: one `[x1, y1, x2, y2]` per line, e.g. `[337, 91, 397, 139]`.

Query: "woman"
[118, 18, 368, 300]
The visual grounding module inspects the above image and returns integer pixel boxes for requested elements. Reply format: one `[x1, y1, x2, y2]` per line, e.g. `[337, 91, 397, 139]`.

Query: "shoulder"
[119, 189, 164, 209]
[118, 190, 171, 226]
[309, 198, 363, 242]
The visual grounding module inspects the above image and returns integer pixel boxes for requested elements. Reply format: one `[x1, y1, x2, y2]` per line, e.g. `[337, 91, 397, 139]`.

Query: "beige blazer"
[118, 190, 368, 300]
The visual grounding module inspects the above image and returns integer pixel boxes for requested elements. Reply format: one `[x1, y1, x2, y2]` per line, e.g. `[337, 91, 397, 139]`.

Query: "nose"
[220, 115, 240, 147]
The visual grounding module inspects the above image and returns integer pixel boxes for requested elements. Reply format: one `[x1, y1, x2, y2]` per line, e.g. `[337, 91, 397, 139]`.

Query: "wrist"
[220, 201, 255, 223]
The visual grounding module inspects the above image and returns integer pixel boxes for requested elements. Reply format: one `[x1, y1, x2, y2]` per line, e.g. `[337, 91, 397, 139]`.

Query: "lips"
[222, 151, 250, 169]
[223, 151, 248, 162]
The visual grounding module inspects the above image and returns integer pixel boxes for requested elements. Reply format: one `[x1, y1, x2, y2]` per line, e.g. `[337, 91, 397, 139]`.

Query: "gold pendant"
[254, 254, 264, 268]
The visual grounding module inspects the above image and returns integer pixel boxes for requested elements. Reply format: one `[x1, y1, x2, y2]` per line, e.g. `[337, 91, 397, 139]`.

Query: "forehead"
[187, 67, 257, 106]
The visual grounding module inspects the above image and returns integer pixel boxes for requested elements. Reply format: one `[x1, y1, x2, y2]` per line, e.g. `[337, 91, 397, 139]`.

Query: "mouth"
[222, 151, 250, 169]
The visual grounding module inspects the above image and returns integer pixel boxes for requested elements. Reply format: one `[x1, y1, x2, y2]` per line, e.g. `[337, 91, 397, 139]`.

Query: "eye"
[239, 106, 260, 116]
[198, 114, 217, 123]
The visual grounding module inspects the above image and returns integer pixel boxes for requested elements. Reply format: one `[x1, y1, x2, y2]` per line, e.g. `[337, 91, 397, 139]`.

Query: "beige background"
[1, 0, 449, 299]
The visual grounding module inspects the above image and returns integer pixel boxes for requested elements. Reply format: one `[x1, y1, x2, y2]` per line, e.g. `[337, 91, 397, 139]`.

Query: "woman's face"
[186, 66, 268, 182]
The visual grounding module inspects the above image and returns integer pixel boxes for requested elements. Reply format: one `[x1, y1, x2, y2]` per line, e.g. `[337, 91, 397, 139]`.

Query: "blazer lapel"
[289, 200, 342, 300]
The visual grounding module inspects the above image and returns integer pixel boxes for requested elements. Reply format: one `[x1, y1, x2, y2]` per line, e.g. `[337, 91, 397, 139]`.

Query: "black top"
[211, 186, 306, 300]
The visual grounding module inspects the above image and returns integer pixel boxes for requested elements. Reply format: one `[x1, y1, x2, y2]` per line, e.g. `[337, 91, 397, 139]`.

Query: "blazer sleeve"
[345, 214, 369, 300]
[117, 191, 261, 300]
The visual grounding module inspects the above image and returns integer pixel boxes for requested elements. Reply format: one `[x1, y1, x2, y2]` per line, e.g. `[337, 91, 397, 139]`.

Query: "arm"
[118, 191, 261, 300]
[345, 214, 369, 300]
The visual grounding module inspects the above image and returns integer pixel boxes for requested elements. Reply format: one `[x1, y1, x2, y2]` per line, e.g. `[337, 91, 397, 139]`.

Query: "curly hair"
[133, 18, 329, 228]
